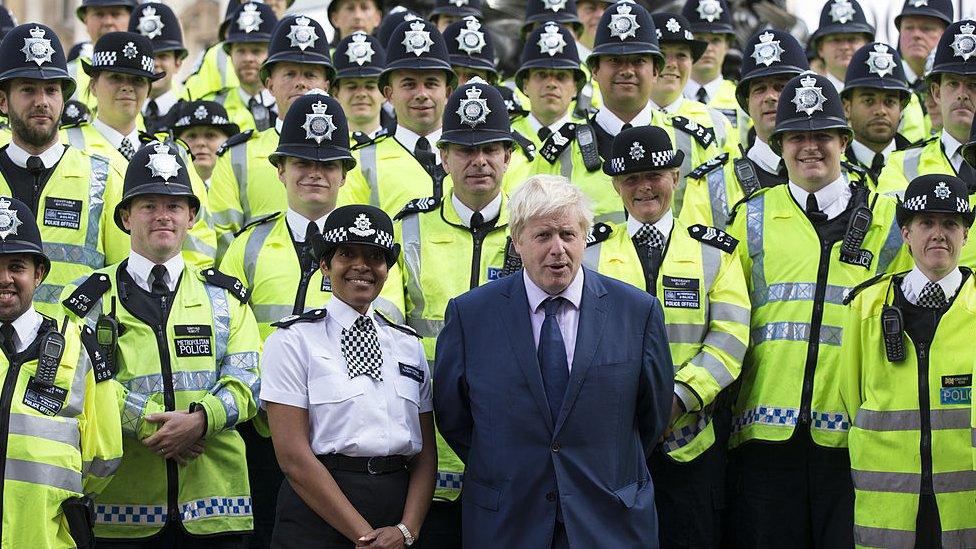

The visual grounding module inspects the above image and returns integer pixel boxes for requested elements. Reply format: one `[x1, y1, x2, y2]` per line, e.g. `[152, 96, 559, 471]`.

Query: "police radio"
[841, 205, 872, 253]
[881, 305, 905, 362]
[35, 318, 68, 387]
[733, 145, 761, 197]
[96, 297, 120, 371]
[576, 125, 601, 172]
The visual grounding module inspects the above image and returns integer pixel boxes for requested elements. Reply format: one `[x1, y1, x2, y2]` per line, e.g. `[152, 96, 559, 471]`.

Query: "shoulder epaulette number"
[539, 122, 578, 164]
[394, 196, 440, 221]
[351, 131, 390, 151]
[234, 211, 282, 237]
[80, 324, 114, 382]
[586, 222, 612, 247]
[216, 129, 255, 156]
[672, 115, 716, 149]
[62, 272, 112, 317]
[688, 153, 729, 180]
[272, 308, 326, 328]
[200, 268, 250, 303]
[510, 130, 536, 162]
[375, 310, 420, 338]
[687, 224, 738, 253]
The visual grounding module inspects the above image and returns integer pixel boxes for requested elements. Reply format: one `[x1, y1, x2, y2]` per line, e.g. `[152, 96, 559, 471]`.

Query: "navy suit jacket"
[433, 267, 674, 549]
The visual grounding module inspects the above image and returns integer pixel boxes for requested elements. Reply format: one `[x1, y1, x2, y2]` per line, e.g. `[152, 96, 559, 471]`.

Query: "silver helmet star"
[696, 0, 723, 23]
[456, 84, 490, 127]
[829, 0, 855, 24]
[456, 17, 486, 55]
[287, 16, 319, 51]
[20, 26, 55, 67]
[0, 198, 22, 240]
[866, 44, 895, 77]
[608, 3, 640, 41]
[238, 4, 263, 33]
[538, 22, 567, 56]
[950, 23, 976, 61]
[402, 21, 434, 56]
[302, 100, 337, 143]
[137, 6, 164, 39]
[792, 74, 828, 116]
[751, 32, 784, 67]
[346, 32, 375, 66]
[146, 144, 182, 182]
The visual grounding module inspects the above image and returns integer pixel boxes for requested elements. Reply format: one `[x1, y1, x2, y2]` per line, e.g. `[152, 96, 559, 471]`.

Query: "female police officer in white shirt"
[261, 203, 436, 549]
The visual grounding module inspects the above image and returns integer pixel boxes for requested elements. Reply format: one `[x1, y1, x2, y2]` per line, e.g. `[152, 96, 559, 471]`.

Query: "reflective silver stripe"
[252, 303, 294, 325]
[710, 302, 750, 326]
[8, 413, 79, 448]
[746, 195, 767, 297]
[702, 330, 747, 362]
[559, 143, 573, 179]
[6, 458, 82, 493]
[688, 349, 735, 388]
[222, 351, 260, 395]
[95, 503, 168, 525]
[401, 213, 427, 331]
[583, 241, 603, 271]
[86, 155, 110, 263]
[436, 471, 463, 491]
[359, 145, 380, 208]
[594, 211, 625, 224]
[406, 316, 444, 338]
[673, 129, 693, 215]
[213, 386, 239, 427]
[852, 469, 976, 493]
[243, 220, 276, 286]
[707, 108, 728, 148]
[34, 283, 64, 304]
[183, 233, 217, 258]
[752, 282, 850, 308]
[181, 496, 252, 522]
[854, 525, 915, 549]
[204, 281, 241, 429]
[66, 126, 85, 149]
[876, 215, 904, 276]
[855, 408, 971, 431]
[230, 142, 251, 225]
[751, 322, 843, 346]
[705, 168, 728, 227]
[666, 323, 706, 344]
[374, 297, 404, 324]
[903, 146, 924, 183]
[43, 242, 104, 269]
[700, 241, 721, 300]
[121, 390, 151, 437]
[124, 371, 218, 394]
[216, 48, 229, 89]
[213, 90, 229, 106]
[63, 342, 93, 418]
[84, 456, 122, 478]
[943, 528, 976, 549]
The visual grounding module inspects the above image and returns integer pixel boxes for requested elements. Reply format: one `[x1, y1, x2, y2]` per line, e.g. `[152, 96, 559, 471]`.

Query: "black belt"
[317, 454, 408, 475]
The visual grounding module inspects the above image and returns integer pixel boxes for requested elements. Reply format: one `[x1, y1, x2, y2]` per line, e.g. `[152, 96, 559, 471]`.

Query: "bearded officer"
[61, 142, 261, 548]
[583, 125, 750, 548]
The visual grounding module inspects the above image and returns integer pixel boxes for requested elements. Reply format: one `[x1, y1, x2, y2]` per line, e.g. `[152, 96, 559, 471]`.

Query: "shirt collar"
[684, 76, 723, 103]
[649, 95, 684, 115]
[145, 90, 178, 115]
[902, 58, 920, 85]
[5, 140, 65, 169]
[825, 72, 845, 93]
[902, 267, 963, 305]
[594, 102, 656, 136]
[747, 139, 781, 173]
[286, 208, 331, 242]
[237, 88, 274, 107]
[788, 173, 848, 212]
[395, 125, 443, 163]
[326, 293, 376, 331]
[451, 192, 502, 228]
[127, 250, 184, 292]
[4, 307, 42, 354]
[93, 118, 139, 149]
[524, 265, 584, 313]
[942, 130, 965, 170]
[626, 210, 673, 243]
[527, 112, 571, 135]
[275, 117, 284, 134]
[850, 138, 896, 166]
[576, 41, 592, 62]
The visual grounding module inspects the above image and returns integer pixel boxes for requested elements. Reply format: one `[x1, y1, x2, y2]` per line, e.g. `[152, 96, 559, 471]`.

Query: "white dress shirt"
[903, 58, 920, 86]
[901, 267, 962, 306]
[526, 112, 572, 137]
[237, 88, 276, 110]
[144, 89, 179, 117]
[850, 138, 896, 167]
[942, 130, 965, 173]
[826, 72, 845, 93]
[524, 267, 584, 371]
[649, 96, 684, 115]
[93, 119, 140, 151]
[788, 174, 852, 221]
[684, 76, 723, 104]
[5, 140, 65, 169]
[747, 139, 782, 173]
[285, 208, 330, 242]
[395, 125, 443, 165]
[1, 307, 42, 354]
[451, 193, 501, 228]
[260, 296, 433, 457]
[126, 251, 184, 293]
[594, 101, 657, 136]
[626, 210, 674, 247]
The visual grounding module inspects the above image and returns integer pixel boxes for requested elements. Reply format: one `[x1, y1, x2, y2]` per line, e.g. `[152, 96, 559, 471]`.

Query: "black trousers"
[96, 524, 248, 549]
[414, 499, 462, 549]
[271, 467, 409, 548]
[239, 420, 284, 549]
[730, 427, 855, 549]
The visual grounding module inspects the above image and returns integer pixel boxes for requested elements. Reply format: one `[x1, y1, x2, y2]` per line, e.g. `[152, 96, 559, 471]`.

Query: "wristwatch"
[396, 523, 415, 546]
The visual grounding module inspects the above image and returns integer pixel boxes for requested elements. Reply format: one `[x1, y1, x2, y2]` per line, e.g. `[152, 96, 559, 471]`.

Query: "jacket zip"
[799, 238, 833, 424]
[917, 339, 934, 496]
[155, 294, 180, 524]
[469, 228, 486, 290]
[0, 357, 22, 544]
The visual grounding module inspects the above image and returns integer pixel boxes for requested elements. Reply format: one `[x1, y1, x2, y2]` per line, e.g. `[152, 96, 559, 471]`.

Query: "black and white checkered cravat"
[633, 224, 665, 250]
[118, 137, 136, 161]
[341, 315, 383, 381]
[917, 281, 948, 309]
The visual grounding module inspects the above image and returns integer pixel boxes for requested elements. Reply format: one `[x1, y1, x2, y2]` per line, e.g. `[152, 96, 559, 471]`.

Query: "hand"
[659, 396, 684, 442]
[355, 526, 406, 549]
[173, 442, 205, 466]
[142, 411, 207, 460]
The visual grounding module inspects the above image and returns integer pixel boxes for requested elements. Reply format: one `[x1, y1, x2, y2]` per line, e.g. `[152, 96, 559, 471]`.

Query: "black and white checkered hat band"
[176, 115, 231, 127]
[902, 195, 926, 210]
[607, 150, 675, 174]
[649, 150, 675, 165]
[322, 227, 348, 242]
[322, 227, 395, 248]
[92, 52, 155, 73]
[957, 197, 970, 212]
[608, 157, 625, 174]
[141, 56, 155, 73]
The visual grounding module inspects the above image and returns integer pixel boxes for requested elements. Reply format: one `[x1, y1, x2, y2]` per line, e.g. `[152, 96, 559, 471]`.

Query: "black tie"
[26, 156, 44, 175]
[415, 137, 436, 173]
[301, 222, 318, 271]
[696, 86, 708, 104]
[537, 126, 552, 142]
[0, 323, 15, 358]
[632, 224, 665, 295]
[869, 153, 885, 181]
[470, 211, 484, 231]
[621, 123, 633, 132]
[248, 97, 271, 131]
[806, 193, 827, 223]
[150, 264, 169, 296]
[917, 281, 948, 309]
[146, 99, 159, 121]
[538, 296, 569, 423]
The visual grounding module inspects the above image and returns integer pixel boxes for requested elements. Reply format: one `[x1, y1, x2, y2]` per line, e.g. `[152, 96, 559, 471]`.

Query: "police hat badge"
[302, 98, 337, 143]
[456, 17, 486, 55]
[629, 142, 644, 161]
[697, 0, 723, 22]
[194, 104, 208, 119]
[538, 22, 567, 56]
[457, 84, 490, 127]
[146, 143, 182, 181]
[752, 31, 784, 67]
[349, 213, 376, 237]
[934, 181, 951, 199]
[238, 4, 263, 33]
[65, 102, 81, 119]
[829, 0, 855, 23]
[792, 74, 827, 116]
[866, 44, 895, 77]
[951, 22, 976, 61]
[345, 32, 375, 66]
[21, 26, 55, 66]
[544, 0, 568, 12]
[288, 16, 318, 51]
[0, 198, 22, 240]
[403, 20, 435, 57]
[137, 6, 164, 39]
[609, 2, 640, 41]
[909, 0, 928, 6]
[450, 0, 470, 6]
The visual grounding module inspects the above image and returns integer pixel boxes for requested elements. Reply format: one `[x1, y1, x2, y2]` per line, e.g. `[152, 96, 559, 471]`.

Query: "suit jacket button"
[551, 442, 560, 452]
[546, 490, 558, 502]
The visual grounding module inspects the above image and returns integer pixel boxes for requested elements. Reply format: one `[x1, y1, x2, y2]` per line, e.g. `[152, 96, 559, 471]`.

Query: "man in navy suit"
[433, 174, 675, 549]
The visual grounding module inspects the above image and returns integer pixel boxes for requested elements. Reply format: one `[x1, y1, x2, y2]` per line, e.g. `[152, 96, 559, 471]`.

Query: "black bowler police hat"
[497, 85, 529, 118]
[430, 0, 484, 22]
[76, 0, 137, 23]
[522, 0, 582, 37]
[926, 20, 976, 82]
[735, 29, 809, 112]
[222, 2, 278, 54]
[808, 0, 875, 49]
[589, 1, 663, 71]
[895, 0, 953, 30]
[0, 6, 18, 41]
[380, 19, 456, 89]
[61, 100, 92, 127]
[129, 2, 187, 60]
[842, 42, 911, 102]
[603, 125, 683, 176]
[443, 16, 497, 82]
[681, 0, 734, 36]
[115, 141, 200, 233]
[651, 13, 708, 62]
[770, 72, 852, 154]
[0, 196, 50, 279]
[313, 204, 401, 267]
[172, 100, 240, 139]
[269, 90, 355, 170]
[516, 21, 586, 94]
[439, 78, 512, 147]
[260, 15, 335, 82]
[83, 32, 165, 81]
[378, 7, 423, 50]
[334, 32, 386, 81]
[897, 174, 975, 228]
[0, 24, 76, 98]
[960, 121, 976, 171]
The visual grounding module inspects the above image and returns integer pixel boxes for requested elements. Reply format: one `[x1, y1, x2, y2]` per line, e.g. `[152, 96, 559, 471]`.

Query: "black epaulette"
[234, 211, 282, 237]
[688, 153, 729, 180]
[375, 310, 421, 338]
[62, 272, 113, 318]
[843, 272, 900, 305]
[903, 135, 938, 150]
[394, 196, 440, 221]
[271, 308, 326, 328]
[585, 222, 612, 247]
[538, 121, 578, 164]
[841, 160, 867, 177]
[672, 115, 716, 149]
[351, 131, 372, 147]
[216, 130, 255, 156]
[511, 130, 536, 162]
[351, 131, 390, 151]
[199, 268, 250, 303]
[687, 224, 738, 253]
[79, 324, 114, 382]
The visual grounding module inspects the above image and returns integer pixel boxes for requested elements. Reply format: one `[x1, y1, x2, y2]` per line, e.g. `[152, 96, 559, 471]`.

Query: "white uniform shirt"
[261, 297, 432, 457]
[901, 267, 962, 306]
